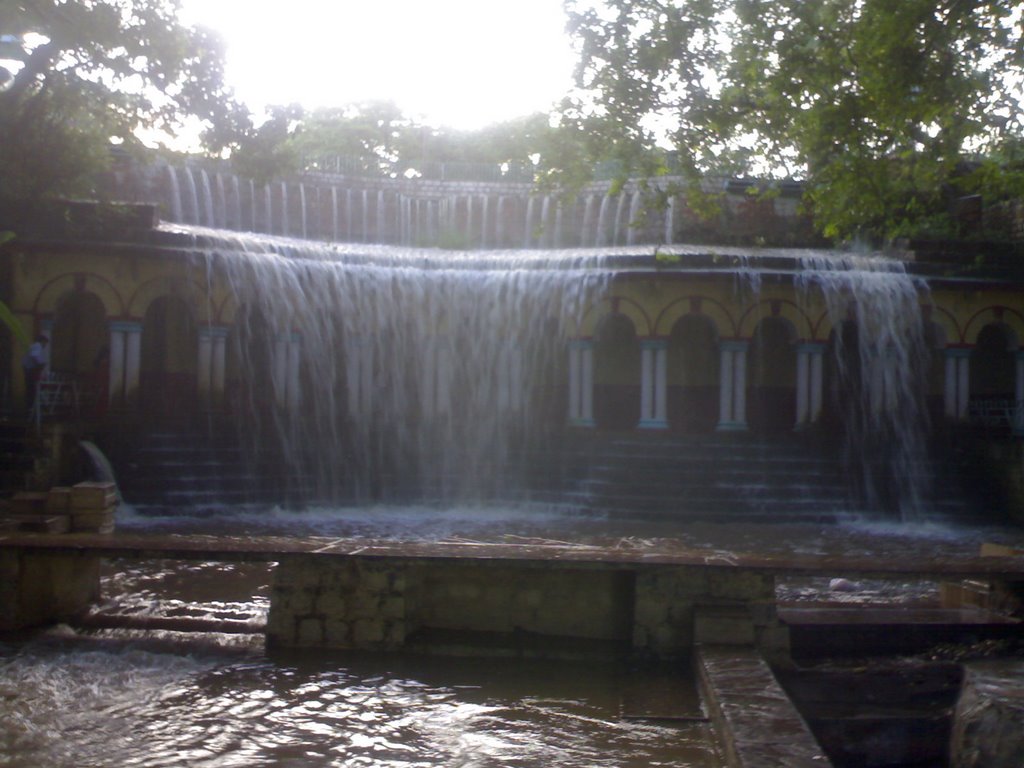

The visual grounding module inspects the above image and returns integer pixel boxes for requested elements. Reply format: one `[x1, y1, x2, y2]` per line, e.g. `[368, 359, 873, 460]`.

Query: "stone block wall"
[267, 557, 407, 650]
[267, 556, 783, 658]
[0, 551, 101, 631]
[633, 566, 780, 657]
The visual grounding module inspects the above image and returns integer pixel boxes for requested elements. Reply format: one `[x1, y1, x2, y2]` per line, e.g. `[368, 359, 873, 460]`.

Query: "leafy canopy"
[561, 0, 1024, 241]
[0, 0, 243, 202]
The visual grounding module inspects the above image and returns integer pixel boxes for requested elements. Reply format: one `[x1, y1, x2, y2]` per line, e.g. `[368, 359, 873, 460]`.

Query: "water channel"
[5, 502, 1024, 767]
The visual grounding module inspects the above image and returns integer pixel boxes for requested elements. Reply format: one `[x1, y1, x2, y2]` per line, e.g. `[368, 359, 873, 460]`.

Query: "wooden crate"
[70, 507, 116, 533]
[5, 514, 71, 534]
[47, 487, 72, 513]
[9, 492, 48, 516]
[71, 482, 117, 510]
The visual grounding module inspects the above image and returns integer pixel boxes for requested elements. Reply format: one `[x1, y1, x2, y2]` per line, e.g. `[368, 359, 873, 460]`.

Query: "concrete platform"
[2, 531, 1024, 581]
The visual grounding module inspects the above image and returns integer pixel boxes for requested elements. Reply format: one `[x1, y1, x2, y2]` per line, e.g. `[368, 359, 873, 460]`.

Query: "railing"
[968, 397, 1023, 430]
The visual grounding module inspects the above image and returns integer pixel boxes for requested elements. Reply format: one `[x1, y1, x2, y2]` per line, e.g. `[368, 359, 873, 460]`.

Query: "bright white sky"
[180, 0, 578, 130]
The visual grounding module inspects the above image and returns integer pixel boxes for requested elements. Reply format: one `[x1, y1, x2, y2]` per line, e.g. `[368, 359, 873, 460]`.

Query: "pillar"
[196, 325, 229, 411]
[795, 342, 825, 429]
[944, 348, 971, 421]
[717, 340, 748, 431]
[1015, 351, 1024, 436]
[108, 321, 142, 409]
[639, 339, 668, 429]
[568, 340, 595, 427]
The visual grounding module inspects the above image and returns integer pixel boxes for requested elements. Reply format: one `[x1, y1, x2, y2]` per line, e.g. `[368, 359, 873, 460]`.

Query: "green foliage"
[0, 0, 242, 203]
[561, 0, 1024, 242]
[225, 102, 574, 184]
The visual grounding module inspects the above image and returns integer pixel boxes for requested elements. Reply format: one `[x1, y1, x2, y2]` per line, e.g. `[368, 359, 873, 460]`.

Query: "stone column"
[795, 342, 825, 429]
[107, 323, 127, 407]
[639, 339, 668, 429]
[717, 340, 749, 431]
[1015, 351, 1024, 436]
[196, 325, 229, 411]
[944, 348, 971, 421]
[123, 321, 142, 408]
[568, 340, 596, 427]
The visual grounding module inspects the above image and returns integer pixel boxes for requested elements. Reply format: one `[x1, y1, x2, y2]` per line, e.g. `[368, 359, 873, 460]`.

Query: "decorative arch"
[653, 295, 735, 339]
[577, 296, 652, 338]
[32, 273, 125, 318]
[592, 312, 641, 429]
[964, 307, 1024, 348]
[746, 314, 799, 434]
[127, 275, 211, 322]
[737, 299, 813, 341]
[926, 304, 962, 347]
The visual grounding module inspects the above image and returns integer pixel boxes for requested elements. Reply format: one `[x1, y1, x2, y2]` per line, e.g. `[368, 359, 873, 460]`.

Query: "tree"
[561, 0, 1024, 241]
[0, 0, 242, 203]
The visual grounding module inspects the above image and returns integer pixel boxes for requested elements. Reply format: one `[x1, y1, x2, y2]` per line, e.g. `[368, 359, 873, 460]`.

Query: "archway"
[593, 314, 640, 430]
[747, 317, 796, 435]
[51, 291, 107, 377]
[140, 296, 198, 425]
[969, 322, 1016, 427]
[667, 314, 719, 432]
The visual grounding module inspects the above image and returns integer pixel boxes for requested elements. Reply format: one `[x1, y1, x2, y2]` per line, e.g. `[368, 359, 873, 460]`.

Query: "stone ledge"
[697, 644, 831, 768]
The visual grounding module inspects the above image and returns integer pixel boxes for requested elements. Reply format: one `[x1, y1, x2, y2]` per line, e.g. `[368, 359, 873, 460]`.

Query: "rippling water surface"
[4, 501, 1024, 766]
[0, 635, 715, 768]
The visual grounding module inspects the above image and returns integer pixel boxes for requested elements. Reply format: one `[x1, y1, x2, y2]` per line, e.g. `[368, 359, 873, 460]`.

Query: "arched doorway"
[969, 322, 1016, 428]
[593, 314, 640, 430]
[140, 296, 198, 425]
[667, 314, 719, 432]
[51, 291, 107, 377]
[747, 317, 796, 435]
[922, 321, 947, 427]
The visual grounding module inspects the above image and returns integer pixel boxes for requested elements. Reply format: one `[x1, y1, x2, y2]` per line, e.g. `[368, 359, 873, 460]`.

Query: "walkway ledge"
[697, 644, 831, 767]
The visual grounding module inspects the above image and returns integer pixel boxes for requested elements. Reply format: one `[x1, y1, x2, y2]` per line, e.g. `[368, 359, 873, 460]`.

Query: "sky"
[180, 0, 578, 130]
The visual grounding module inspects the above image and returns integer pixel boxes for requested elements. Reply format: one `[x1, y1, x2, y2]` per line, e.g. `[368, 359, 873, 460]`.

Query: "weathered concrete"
[0, 549, 100, 631]
[950, 660, 1024, 768]
[3, 531, 1023, 657]
[697, 644, 831, 767]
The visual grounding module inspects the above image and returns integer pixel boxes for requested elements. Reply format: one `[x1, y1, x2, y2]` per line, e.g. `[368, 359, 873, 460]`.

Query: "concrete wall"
[0, 551, 100, 631]
[266, 556, 783, 659]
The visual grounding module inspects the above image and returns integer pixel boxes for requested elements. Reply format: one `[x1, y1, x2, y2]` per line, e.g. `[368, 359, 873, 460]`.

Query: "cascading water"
[188, 230, 612, 504]
[797, 254, 933, 519]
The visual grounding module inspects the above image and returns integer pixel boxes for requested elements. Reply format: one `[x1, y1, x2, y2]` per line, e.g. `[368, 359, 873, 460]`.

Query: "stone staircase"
[522, 431, 977, 523]
[546, 432, 856, 523]
[113, 430, 312, 512]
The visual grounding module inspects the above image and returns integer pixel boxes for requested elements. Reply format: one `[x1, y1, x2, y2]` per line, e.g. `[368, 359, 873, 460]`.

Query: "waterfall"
[182, 167, 200, 225]
[377, 190, 387, 243]
[596, 194, 611, 247]
[481, 195, 491, 249]
[626, 190, 642, 246]
[263, 184, 272, 233]
[345, 189, 354, 241]
[797, 255, 932, 518]
[613, 193, 628, 245]
[188, 232, 612, 502]
[280, 182, 290, 236]
[199, 169, 215, 227]
[524, 196, 536, 248]
[299, 183, 307, 239]
[580, 194, 596, 248]
[664, 195, 675, 245]
[165, 166, 183, 223]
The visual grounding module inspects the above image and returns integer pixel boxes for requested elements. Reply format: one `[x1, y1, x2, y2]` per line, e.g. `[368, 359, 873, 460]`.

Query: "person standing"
[22, 333, 49, 414]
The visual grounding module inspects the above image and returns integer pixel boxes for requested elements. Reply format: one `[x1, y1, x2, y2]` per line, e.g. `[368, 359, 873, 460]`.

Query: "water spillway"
[11, 201, 1024, 518]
